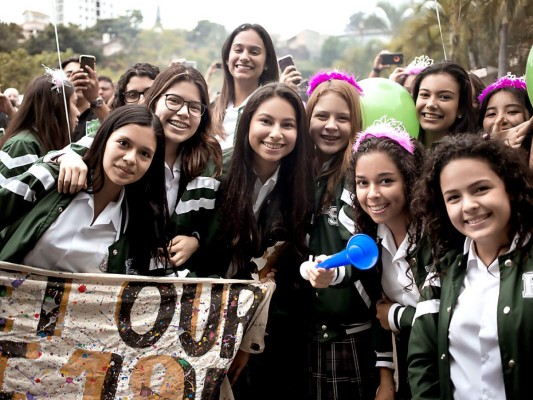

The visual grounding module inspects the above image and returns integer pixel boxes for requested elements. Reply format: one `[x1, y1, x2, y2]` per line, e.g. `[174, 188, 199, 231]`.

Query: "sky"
[1, 0, 382, 38]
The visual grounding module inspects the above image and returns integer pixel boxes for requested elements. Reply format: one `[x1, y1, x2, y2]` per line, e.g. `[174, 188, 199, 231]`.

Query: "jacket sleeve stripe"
[354, 280, 371, 308]
[412, 299, 440, 324]
[0, 151, 38, 169]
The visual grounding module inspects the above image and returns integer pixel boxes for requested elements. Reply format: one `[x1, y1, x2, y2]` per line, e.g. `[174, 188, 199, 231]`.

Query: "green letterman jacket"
[0, 130, 43, 184]
[0, 160, 150, 275]
[408, 243, 533, 399]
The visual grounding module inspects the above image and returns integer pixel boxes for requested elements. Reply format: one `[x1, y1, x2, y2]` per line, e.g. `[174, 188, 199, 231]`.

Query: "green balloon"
[359, 78, 419, 138]
[527, 45, 533, 107]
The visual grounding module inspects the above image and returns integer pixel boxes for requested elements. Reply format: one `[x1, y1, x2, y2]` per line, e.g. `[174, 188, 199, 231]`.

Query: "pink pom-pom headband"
[353, 117, 414, 154]
[478, 72, 526, 105]
[307, 70, 362, 96]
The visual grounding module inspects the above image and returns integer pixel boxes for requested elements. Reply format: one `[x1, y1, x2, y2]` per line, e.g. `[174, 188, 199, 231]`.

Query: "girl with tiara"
[478, 73, 532, 149]
[349, 117, 429, 399]
[301, 70, 389, 400]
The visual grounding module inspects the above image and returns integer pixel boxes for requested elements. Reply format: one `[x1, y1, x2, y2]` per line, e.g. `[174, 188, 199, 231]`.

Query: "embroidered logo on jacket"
[522, 272, 533, 298]
[324, 206, 338, 226]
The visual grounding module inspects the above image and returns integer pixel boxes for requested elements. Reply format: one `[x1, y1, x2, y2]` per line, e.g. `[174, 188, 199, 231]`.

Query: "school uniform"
[408, 236, 533, 400]
[376, 225, 433, 399]
[217, 95, 251, 150]
[308, 174, 383, 400]
[0, 130, 42, 185]
[164, 155, 222, 277]
[0, 160, 156, 275]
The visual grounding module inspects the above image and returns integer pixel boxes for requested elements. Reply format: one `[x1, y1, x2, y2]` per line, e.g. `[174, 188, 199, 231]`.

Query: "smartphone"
[79, 55, 96, 72]
[278, 55, 295, 72]
[380, 53, 404, 65]
[215, 62, 222, 69]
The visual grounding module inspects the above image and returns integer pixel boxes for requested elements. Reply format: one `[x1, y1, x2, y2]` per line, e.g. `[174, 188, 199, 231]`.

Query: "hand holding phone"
[79, 55, 96, 72]
[278, 55, 295, 73]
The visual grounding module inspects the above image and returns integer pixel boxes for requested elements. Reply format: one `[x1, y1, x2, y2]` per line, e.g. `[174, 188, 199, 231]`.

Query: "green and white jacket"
[408, 240, 533, 399]
[0, 130, 42, 186]
[0, 160, 151, 275]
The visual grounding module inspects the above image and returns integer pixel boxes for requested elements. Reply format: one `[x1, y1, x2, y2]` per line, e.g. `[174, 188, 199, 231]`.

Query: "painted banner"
[0, 261, 274, 399]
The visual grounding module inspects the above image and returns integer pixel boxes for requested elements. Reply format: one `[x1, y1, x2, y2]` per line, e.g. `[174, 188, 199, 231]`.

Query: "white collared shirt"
[165, 156, 181, 216]
[252, 166, 279, 219]
[379, 224, 420, 308]
[24, 189, 125, 273]
[448, 236, 517, 400]
[218, 95, 251, 150]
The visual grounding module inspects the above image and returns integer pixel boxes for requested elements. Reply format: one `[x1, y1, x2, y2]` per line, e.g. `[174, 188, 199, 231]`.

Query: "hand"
[375, 382, 395, 400]
[70, 66, 99, 103]
[167, 235, 199, 267]
[376, 367, 395, 400]
[307, 255, 336, 288]
[260, 268, 276, 283]
[280, 65, 303, 91]
[388, 67, 407, 83]
[227, 349, 250, 386]
[490, 117, 531, 148]
[0, 92, 16, 118]
[376, 295, 394, 330]
[57, 152, 88, 194]
[369, 50, 391, 77]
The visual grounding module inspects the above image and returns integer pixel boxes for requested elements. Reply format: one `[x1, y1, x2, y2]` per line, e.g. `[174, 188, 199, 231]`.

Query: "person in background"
[303, 70, 385, 400]
[3, 87, 20, 110]
[211, 82, 314, 399]
[411, 61, 477, 148]
[211, 23, 301, 150]
[0, 71, 79, 182]
[98, 76, 115, 106]
[350, 118, 429, 400]
[110, 62, 160, 110]
[62, 55, 109, 141]
[478, 73, 532, 149]
[0, 105, 169, 276]
[0, 86, 17, 132]
[408, 134, 533, 400]
[468, 72, 486, 110]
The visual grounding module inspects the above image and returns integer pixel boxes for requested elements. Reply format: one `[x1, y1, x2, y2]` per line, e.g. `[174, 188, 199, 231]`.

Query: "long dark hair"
[412, 134, 533, 267]
[212, 23, 280, 137]
[219, 82, 314, 269]
[145, 63, 222, 180]
[1, 75, 75, 152]
[412, 61, 477, 143]
[110, 62, 160, 110]
[83, 105, 170, 271]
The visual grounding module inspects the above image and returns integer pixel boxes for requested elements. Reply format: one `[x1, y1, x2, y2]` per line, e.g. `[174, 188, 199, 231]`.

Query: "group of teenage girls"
[1, 21, 533, 400]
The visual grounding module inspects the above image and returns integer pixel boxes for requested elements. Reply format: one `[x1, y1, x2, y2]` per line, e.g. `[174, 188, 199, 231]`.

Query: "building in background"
[54, 0, 116, 29]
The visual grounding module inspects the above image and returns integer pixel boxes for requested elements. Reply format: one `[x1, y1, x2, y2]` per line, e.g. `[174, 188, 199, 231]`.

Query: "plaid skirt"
[309, 330, 378, 400]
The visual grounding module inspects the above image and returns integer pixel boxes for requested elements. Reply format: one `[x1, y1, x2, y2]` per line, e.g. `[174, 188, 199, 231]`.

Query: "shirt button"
[440, 354, 446, 360]
[447, 307, 451, 312]
[315, 292, 319, 298]
[321, 325, 327, 331]
[503, 306, 511, 314]
[58, 207, 63, 212]
[504, 259, 513, 267]
[323, 333, 329, 339]
[508, 359, 516, 368]
[112, 249, 118, 256]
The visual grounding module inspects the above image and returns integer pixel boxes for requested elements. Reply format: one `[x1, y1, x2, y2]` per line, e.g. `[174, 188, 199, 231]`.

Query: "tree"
[0, 23, 24, 53]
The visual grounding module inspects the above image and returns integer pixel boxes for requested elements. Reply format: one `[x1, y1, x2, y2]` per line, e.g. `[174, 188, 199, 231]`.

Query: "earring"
[458, 114, 463, 119]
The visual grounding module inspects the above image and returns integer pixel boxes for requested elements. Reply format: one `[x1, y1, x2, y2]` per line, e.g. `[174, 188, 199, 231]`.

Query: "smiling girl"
[412, 62, 477, 148]
[350, 118, 428, 399]
[209, 82, 314, 399]
[0, 105, 169, 275]
[408, 134, 533, 399]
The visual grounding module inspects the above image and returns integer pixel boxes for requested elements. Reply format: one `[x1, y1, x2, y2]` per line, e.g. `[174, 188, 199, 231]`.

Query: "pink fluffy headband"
[478, 73, 527, 105]
[307, 70, 362, 96]
[353, 117, 414, 154]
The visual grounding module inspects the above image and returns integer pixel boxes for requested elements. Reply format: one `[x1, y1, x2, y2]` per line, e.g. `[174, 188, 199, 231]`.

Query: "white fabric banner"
[0, 261, 274, 399]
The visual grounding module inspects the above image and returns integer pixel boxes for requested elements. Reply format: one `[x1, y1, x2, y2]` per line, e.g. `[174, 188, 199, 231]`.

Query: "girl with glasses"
[144, 63, 223, 275]
[110, 62, 160, 110]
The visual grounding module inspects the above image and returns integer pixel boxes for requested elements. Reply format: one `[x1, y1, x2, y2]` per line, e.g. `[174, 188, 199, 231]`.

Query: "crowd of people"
[1, 21, 533, 400]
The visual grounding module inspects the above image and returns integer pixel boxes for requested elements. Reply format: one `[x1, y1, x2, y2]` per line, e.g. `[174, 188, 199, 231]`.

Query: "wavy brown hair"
[412, 134, 533, 267]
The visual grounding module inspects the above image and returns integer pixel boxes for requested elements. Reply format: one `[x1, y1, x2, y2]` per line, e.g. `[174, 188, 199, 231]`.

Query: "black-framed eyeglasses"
[123, 89, 147, 104]
[163, 94, 206, 118]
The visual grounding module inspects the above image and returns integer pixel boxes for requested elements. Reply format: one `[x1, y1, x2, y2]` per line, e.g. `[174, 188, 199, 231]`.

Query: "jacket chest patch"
[324, 206, 338, 226]
[522, 272, 533, 298]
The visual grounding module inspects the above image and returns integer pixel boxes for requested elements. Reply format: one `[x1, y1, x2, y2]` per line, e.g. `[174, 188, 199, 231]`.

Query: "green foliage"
[0, 23, 24, 53]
